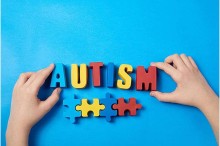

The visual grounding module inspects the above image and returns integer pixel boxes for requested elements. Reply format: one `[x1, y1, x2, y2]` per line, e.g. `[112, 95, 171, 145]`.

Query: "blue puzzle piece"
[100, 93, 117, 122]
[63, 95, 81, 124]
[50, 63, 67, 87]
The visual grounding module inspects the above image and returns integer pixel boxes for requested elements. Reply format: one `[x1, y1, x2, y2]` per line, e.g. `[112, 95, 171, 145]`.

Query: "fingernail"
[57, 88, 62, 94]
[150, 92, 153, 96]
[150, 62, 155, 66]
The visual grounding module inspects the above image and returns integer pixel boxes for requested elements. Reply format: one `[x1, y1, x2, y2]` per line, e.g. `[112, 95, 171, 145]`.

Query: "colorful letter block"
[117, 64, 133, 89]
[107, 62, 115, 88]
[71, 64, 88, 88]
[50, 63, 67, 87]
[90, 62, 103, 87]
[136, 66, 157, 91]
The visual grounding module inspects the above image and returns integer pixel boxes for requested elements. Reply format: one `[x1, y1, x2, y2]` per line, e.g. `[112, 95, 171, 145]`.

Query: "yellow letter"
[117, 64, 133, 89]
[71, 64, 88, 88]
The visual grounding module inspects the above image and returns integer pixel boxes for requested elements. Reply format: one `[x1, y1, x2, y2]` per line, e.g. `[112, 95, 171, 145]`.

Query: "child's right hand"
[6, 64, 61, 146]
[150, 54, 219, 143]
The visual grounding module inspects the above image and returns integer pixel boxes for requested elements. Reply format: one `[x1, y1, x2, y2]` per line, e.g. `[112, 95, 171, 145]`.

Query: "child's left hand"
[6, 64, 61, 146]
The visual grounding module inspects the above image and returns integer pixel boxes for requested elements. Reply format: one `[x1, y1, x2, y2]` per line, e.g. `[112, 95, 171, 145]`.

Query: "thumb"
[150, 91, 176, 103]
[41, 88, 62, 112]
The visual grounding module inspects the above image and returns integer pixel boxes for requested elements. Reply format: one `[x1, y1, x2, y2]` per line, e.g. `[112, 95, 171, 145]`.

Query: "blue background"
[2, 0, 219, 146]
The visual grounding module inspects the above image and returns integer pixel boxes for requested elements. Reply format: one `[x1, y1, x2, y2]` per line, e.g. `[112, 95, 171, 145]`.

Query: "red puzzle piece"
[113, 98, 142, 116]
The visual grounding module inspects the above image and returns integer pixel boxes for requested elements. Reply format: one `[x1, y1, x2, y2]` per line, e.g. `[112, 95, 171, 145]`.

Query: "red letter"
[136, 66, 157, 91]
[90, 62, 104, 87]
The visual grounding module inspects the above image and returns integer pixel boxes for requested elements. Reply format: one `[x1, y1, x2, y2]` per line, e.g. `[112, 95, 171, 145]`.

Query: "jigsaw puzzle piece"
[126, 98, 142, 116]
[63, 95, 81, 123]
[100, 93, 117, 122]
[113, 98, 142, 116]
[76, 99, 105, 117]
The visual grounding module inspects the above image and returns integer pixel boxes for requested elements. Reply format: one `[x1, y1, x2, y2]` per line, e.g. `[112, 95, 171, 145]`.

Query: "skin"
[6, 64, 61, 146]
[6, 55, 219, 145]
[150, 54, 219, 144]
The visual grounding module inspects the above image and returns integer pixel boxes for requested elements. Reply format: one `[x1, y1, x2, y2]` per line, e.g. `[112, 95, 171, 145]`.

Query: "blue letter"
[50, 63, 67, 87]
[107, 63, 114, 88]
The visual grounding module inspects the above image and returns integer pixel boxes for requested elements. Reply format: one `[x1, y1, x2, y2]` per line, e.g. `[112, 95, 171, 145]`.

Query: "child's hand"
[150, 54, 219, 143]
[6, 64, 61, 146]
[150, 54, 217, 109]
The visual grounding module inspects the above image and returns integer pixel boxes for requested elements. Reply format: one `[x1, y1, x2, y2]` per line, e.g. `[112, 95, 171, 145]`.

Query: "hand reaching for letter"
[6, 64, 61, 146]
[150, 54, 219, 144]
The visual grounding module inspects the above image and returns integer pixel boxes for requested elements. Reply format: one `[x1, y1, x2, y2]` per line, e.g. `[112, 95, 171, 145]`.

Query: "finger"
[150, 91, 176, 103]
[165, 54, 186, 70]
[24, 73, 37, 86]
[31, 64, 54, 92]
[40, 88, 61, 113]
[151, 62, 179, 81]
[180, 54, 193, 69]
[173, 63, 177, 69]
[188, 56, 198, 69]
[168, 62, 177, 69]
[16, 72, 34, 86]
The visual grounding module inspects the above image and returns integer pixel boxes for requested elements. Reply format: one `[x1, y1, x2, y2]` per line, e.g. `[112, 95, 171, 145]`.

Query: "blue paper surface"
[2, 0, 218, 146]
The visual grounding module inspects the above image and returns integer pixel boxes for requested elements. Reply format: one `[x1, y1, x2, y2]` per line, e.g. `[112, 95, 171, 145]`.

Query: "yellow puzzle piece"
[76, 98, 105, 117]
